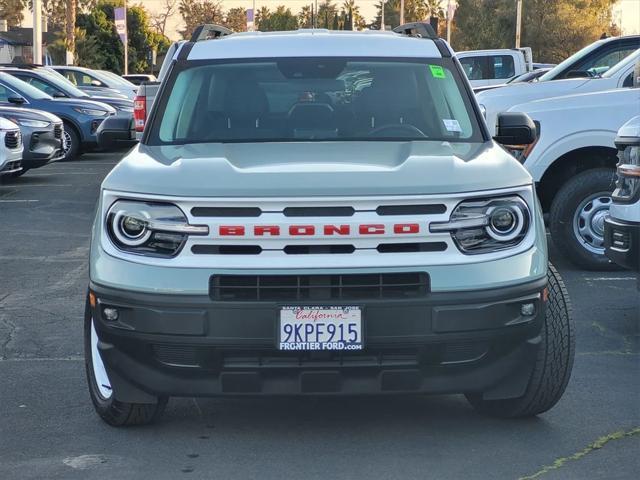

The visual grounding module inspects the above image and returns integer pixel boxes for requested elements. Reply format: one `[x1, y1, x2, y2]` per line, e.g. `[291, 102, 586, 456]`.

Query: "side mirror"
[96, 114, 137, 151]
[52, 91, 66, 98]
[7, 95, 25, 105]
[565, 70, 591, 79]
[90, 80, 103, 87]
[493, 112, 537, 146]
[633, 60, 640, 88]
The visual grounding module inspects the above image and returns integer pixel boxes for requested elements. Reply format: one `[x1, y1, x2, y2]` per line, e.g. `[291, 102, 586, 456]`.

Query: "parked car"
[52, 66, 137, 100]
[478, 49, 640, 135]
[538, 35, 639, 81]
[0, 72, 116, 161]
[0, 116, 22, 177]
[500, 86, 640, 269]
[87, 23, 574, 426]
[122, 74, 156, 85]
[457, 47, 533, 88]
[0, 106, 64, 176]
[605, 115, 640, 272]
[1, 66, 134, 113]
[473, 68, 552, 93]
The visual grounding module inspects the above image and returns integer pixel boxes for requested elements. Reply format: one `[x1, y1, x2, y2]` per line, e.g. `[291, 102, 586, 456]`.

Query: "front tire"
[466, 264, 575, 418]
[84, 294, 167, 426]
[549, 168, 617, 270]
[62, 123, 81, 162]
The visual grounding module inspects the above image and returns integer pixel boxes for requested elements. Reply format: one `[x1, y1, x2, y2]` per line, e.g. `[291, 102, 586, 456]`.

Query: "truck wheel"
[84, 294, 167, 426]
[62, 123, 80, 161]
[466, 263, 574, 418]
[549, 168, 617, 270]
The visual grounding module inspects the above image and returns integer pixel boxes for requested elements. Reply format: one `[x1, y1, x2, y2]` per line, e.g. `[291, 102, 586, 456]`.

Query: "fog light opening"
[521, 303, 536, 316]
[103, 307, 119, 322]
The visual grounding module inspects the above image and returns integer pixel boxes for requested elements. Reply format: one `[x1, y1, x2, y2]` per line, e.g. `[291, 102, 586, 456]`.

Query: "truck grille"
[210, 272, 429, 301]
[53, 123, 63, 139]
[4, 130, 21, 149]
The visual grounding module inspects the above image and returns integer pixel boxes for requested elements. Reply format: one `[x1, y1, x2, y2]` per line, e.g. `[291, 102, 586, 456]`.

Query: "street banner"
[115, 7, 127, 45]
[247, 9, 255, 32]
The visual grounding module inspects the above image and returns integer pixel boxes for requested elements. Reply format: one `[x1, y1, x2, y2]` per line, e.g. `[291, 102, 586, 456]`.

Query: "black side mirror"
[96, 114, 137, 151]
[565, 70, 592, 79]
[52, 91, 67, 98]
[494, 112, 537, 145]
[7, 95, 25, 105]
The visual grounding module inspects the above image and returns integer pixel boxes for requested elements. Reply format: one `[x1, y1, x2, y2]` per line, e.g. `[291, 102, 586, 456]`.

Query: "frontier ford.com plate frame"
[278, 306, 363, 351]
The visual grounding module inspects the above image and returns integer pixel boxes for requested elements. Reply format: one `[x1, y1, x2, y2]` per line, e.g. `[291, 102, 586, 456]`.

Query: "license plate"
[279, 306, 363, 351]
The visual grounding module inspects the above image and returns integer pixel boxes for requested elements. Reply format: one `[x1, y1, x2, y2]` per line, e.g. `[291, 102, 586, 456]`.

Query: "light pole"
[515, 0, 522, 48]
[400, 0, 404, 25]
[32, 0, 42, 64]
[381, 0, 386, 31]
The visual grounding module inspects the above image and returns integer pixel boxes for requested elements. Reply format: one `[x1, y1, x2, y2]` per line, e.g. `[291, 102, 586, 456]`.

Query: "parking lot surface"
[1, 154, 639, 480]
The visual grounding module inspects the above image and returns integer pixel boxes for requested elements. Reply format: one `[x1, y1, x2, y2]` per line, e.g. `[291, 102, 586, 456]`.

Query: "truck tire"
[549, 168, 617, 270]
[84, 294, 167, 426]
[466, 263, 574, 418]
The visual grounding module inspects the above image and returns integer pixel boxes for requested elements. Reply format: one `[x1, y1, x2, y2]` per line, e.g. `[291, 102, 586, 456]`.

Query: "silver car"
[0, 116, 22, 176]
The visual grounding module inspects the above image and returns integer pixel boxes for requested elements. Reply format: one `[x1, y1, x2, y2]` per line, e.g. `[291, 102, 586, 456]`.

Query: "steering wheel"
[368, 124, 427, 138]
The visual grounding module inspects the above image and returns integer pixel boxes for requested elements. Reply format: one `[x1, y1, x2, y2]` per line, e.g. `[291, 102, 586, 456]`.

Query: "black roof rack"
[190, 24, 233, 42]
[393, 22, 437, 39]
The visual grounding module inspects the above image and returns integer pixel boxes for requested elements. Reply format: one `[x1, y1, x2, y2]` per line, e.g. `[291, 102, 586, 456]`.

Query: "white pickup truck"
[457, 48, 533, 89]
[500, 85, 640, 269]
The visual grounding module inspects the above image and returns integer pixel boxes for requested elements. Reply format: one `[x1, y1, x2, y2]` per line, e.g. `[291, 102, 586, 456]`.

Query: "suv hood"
[50, 97, 116, 113]
[103, 141, 532, 197]
[0, 106, 62, 123]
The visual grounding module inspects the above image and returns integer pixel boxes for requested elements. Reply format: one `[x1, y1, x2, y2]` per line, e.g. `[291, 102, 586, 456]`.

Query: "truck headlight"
[430, 196, 530, 254]
[613, 145, 640, 202]
[106, 200, 208, 257]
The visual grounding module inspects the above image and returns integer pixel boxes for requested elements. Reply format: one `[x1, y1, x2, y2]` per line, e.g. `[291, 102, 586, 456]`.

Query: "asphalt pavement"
[0, 154, 638, 480]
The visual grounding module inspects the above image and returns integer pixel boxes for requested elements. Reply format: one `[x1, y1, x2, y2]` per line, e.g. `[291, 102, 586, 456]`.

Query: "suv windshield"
[150, 58, 483, 144]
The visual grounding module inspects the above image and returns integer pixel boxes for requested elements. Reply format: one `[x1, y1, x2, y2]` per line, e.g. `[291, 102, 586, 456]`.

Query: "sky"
[20, 0, 640, 41]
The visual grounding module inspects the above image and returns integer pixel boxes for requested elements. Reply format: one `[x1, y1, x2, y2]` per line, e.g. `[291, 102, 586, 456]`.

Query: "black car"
[0, 106, 64, 175]
[1, 66, 134, 113]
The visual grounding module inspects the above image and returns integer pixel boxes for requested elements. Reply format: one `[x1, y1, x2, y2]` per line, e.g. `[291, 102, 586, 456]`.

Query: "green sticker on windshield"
[429, 65, 446, 79]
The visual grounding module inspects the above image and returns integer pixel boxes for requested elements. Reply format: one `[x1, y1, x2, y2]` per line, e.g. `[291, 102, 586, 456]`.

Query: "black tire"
[84, 294, 167, 426]
[62, 122, 81, 161]
[466, 263, 575, 418]
[549, 168, 617, 270]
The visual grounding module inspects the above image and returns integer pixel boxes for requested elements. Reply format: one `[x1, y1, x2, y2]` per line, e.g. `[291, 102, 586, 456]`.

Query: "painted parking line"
[583, 277, 637, 281]
[0, 199, 39, 203]
[0, 184, 74, 188]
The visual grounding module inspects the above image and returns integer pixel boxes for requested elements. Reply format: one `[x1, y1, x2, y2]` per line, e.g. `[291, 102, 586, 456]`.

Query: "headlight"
[106, 200, 208, 257]
[430, 196, 530, 254]
[16, 119, 51, 128]
[73, 107, 109, 117]
[613, 145, 640, 202]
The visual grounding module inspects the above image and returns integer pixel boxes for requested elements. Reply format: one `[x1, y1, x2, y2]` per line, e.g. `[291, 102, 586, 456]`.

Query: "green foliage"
[257, 6, 298, 32]
[178, 0, 224, 39]
[225, 7, 248, 32]
[0, 0, 27, 27]
[75, 1, 170, 74]
[452, 0, 619, 63]
[374, 0, 444, 30]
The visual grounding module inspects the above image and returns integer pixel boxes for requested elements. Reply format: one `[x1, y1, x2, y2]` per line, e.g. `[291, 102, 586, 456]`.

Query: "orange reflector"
[542, 287, 549, 303]
[89, 291, 96, 308]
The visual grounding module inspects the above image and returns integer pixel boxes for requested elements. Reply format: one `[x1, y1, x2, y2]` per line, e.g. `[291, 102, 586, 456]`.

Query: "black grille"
[612, 229, 631, 250]
[210, 272, 429, 301]
[0, 160, 21, 173]
[53, 124, 63, 139]
[191, 207, 262, 217]
[4, 131, 20, 149]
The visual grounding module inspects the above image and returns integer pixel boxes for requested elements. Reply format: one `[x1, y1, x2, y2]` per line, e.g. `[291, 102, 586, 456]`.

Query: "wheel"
[62, 122, 81, 161]
[549, 168, 618, 270]
[84, 294, 167, 426]
[466, 263, 575, 418]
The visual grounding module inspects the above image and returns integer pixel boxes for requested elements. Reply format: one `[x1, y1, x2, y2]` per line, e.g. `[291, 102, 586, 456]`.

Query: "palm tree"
[65, 0, 76, 62]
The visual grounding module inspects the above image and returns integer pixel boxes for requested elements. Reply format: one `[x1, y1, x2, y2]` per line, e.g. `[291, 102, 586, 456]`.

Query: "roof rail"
[393, 22, 437, 39]
[190, 24, 233, 42]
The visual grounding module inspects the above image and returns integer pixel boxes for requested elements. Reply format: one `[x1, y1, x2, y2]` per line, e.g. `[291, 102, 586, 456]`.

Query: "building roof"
[0, 27, 56, 46]
[188, 30, 443, 61]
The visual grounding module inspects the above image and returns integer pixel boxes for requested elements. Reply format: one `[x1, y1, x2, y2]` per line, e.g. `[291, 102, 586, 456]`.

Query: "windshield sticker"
[429, 65, 446, 79]
[443, 119, 462, 132]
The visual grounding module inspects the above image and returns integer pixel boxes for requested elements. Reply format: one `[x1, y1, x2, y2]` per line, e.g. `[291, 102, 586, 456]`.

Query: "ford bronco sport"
[87, 24, 574, 426]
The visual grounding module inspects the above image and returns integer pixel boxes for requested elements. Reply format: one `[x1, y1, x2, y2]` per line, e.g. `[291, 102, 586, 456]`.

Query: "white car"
[0, 117, 23, 176]
[457, 48, 533, 88]
[502, 87, 640, 269]
[479, 49, 640, 135]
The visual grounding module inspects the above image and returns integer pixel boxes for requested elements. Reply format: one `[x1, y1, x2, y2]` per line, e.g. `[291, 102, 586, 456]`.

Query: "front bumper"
[90, 276, 547, 403]
[605, 217, 640, 271]
[22, 127, 64, 169]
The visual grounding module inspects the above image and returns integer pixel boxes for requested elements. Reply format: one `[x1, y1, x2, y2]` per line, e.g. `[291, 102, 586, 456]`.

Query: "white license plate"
[279, 306, 363, 351]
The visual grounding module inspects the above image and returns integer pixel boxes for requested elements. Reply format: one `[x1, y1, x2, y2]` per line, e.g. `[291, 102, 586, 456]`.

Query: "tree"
[150, 0, 178, 36]
[316, 0, 338, 29]
[178, 0, 224, 39]
[66, 0, 77, 60]
[255, 6, 271, 30]
[258, 6, 297, 32]
[0, 0, 27, 27]
[452, 0, 619, 63]
[340, 0, 366, 30]
[373, 0, 440, 30]
[298, 5, 313, 28]
[225, 7, 247, 32]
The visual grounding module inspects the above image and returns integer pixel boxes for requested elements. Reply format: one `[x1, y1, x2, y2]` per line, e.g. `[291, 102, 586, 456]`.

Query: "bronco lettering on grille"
[217, 223, 421, 236]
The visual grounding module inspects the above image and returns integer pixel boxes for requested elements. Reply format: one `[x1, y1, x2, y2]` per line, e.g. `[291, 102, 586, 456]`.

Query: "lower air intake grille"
[210, 272, 429, 301]
[4, 131, 20, 149]
[54, 124, 63, 139]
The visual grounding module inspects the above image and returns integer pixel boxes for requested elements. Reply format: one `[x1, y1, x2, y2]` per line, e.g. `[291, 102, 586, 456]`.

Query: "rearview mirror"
[7, 95, 25, 105]
[96, 114, 137, 151]
[493, 112, 537, 146]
